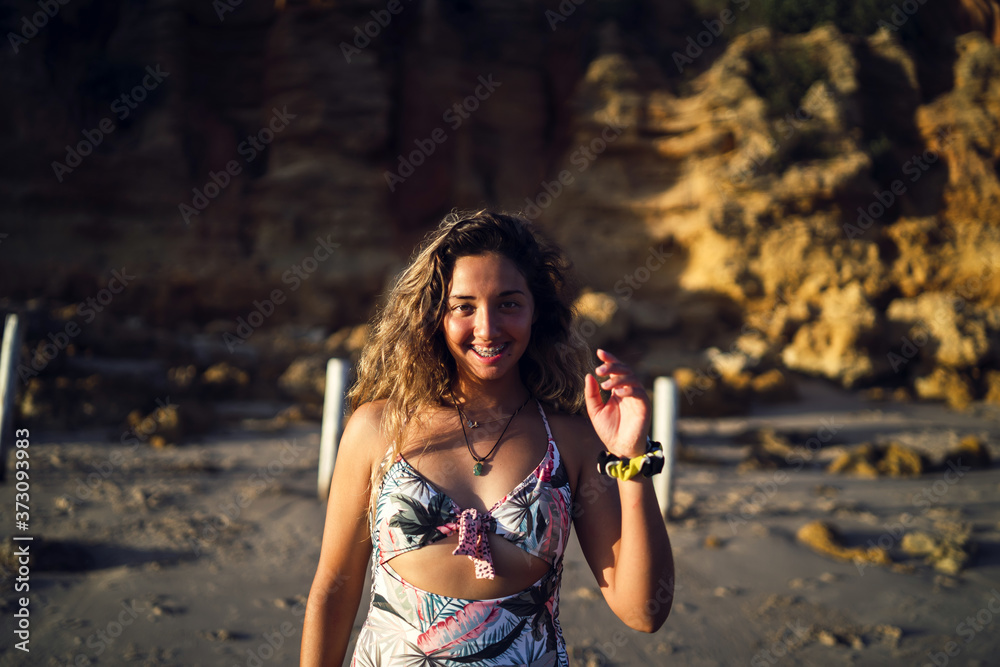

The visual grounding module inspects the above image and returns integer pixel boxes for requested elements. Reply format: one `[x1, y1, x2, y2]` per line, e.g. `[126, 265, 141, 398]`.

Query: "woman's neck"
[449, 374, 530, 413]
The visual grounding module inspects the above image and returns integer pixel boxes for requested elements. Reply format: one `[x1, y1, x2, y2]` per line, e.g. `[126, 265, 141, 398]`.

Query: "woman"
[301, 211, 673, 666]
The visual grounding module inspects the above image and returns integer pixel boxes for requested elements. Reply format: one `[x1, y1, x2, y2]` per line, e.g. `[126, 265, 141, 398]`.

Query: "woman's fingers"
[594, 348, 623, 374]
[603, 383, 647, 399]
[584, 372, 606, 417]
[596, 350, 644, 380]
[594, 349, 648, 399]
[599, 373, 642, 391]
[596, 348, 620, 362]
[595, 362, 629, 376]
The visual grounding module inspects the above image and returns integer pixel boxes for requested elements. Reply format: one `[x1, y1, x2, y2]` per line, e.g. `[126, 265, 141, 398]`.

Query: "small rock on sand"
[827, 442, 926, 477]
[796, 520, 891, 567]
[942, 435, 992, 470]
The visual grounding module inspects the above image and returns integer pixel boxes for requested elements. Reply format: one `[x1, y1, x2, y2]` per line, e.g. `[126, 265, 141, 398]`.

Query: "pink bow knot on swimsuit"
[445, 507, 496, 580]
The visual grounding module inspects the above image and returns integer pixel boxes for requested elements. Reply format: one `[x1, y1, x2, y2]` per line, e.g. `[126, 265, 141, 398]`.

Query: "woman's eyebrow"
[449, 289, 526, 299]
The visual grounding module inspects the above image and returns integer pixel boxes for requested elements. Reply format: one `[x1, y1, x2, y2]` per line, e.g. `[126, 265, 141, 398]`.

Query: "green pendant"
[473, 462, 484, 476]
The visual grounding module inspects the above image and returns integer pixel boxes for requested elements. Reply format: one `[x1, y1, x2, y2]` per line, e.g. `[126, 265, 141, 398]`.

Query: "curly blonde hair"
[350, 210, 592, 506]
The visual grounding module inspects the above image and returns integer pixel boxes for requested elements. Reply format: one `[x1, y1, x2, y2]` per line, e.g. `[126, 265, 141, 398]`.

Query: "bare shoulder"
[543, 409, 597, 441]
[340, 399, 390, 471]
[347, 399, 388, 430]
[540, 406, 603, 486]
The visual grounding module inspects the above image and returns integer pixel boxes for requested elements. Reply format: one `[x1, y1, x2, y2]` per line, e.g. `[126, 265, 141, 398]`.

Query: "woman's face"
[441, 253, 535, 388]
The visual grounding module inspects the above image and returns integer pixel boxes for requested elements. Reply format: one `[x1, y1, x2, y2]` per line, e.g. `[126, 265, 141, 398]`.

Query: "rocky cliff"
[551, 23, 1000, 413]
[2, 0, 999, 427]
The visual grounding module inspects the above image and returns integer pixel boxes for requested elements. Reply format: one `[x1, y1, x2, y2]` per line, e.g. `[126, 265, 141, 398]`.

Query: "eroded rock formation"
[3, 2, 1000, 425]
[546, 25, 1000, 413]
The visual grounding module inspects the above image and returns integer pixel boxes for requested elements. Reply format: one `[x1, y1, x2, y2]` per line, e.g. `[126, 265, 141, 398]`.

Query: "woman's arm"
[301, 401, 383, 666]
[572, 349, 674, 633]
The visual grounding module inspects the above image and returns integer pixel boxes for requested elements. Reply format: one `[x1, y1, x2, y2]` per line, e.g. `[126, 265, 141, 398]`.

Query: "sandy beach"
[4, 0, 1000, 663]
[2, 380, 998, 666]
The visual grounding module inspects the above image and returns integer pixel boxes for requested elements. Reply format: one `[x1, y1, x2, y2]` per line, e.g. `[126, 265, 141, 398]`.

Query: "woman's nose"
[474, 307, 500, 339]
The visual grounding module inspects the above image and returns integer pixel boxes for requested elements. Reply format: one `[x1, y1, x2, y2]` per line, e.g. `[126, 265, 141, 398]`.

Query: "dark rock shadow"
[970, 538, 1000, 570]
[29, 539, 197, 573]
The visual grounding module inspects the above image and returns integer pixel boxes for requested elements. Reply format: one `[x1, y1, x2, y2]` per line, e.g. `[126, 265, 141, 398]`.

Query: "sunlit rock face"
[543, 25, 1000, 411]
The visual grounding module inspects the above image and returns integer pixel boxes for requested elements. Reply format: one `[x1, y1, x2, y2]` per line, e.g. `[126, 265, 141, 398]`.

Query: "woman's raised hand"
[583, 348, 652, 459]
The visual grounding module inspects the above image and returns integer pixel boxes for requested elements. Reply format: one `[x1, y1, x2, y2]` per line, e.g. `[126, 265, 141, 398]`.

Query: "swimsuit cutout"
[351, 400, 573, 667]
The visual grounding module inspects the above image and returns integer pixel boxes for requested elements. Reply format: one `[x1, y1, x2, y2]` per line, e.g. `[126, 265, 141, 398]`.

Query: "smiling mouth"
[471, 343, 507, 358]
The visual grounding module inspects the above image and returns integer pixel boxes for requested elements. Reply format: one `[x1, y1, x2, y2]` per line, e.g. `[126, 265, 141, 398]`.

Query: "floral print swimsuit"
[352, 401, 573, 666]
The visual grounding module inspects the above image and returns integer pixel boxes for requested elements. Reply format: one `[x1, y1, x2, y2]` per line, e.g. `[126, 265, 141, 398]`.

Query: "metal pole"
[652, 376, 678, 521]
[318, 358, 350, 501]
[0, 314, 25, 483]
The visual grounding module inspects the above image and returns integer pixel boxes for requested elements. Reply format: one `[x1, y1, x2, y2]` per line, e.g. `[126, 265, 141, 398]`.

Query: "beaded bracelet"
[597, 437, 665, 481]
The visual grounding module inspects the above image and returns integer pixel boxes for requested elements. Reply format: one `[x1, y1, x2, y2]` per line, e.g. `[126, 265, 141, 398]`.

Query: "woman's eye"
[450, 301, 520, 312]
